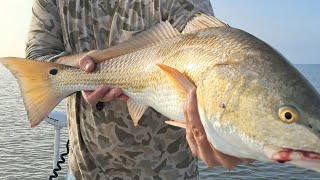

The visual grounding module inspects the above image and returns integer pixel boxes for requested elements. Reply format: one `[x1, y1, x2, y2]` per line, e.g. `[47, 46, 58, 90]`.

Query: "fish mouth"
[264, 145, 320, 172]
[271, 148, 320, 163]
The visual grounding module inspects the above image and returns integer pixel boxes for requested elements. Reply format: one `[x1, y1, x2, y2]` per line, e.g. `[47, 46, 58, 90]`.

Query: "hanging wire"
[49, 140, 69, 180]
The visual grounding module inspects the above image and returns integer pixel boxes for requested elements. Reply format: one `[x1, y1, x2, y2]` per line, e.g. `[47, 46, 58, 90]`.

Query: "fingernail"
[85, 63, 90, 71]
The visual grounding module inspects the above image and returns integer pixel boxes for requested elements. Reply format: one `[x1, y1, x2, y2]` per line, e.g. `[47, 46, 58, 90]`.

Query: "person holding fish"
[24, 0, 249, 179]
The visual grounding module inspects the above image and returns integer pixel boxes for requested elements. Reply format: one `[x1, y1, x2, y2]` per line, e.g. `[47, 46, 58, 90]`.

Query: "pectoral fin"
[165, 120, 186, 129]
[157, 64, 196, 99]
[127, 99, 148, 126]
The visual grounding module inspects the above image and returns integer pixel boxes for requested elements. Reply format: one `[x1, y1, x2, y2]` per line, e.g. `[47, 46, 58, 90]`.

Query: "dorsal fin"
[89, 21, 181, 63]
[182, 13, 229, 34]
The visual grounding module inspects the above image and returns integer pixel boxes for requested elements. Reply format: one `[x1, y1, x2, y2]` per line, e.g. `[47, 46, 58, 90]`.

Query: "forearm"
[55, 53, 87, 67]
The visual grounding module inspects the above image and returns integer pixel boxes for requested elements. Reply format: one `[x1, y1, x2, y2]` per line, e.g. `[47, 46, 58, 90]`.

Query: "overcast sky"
[0, 0, 319, 64]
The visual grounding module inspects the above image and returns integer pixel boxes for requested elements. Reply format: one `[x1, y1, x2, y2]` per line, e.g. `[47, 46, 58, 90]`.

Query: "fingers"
[79, 51, 129, 105]
[185, 89, 219, 167]
[78, 50, 99, 71]
[82, 86, 129, 106]
[186, 124, 199, 156]
[82, 86, 110, 106]
[184, 88, 254, 169]
[79, 55, 95, 72]
[100, 88, 123, 102]
[184, 89, 200, 156]
[118, 94, 129, 102]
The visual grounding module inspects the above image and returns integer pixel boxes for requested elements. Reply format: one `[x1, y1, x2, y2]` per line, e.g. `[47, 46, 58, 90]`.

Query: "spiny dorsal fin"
[89, 21, 181, 63]
[127, 99, 148, 126]
[157, 64, 196, 100]
[182, 13, 229, 34]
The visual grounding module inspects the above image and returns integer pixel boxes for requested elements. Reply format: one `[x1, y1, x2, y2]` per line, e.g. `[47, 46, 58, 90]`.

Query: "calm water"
[0, 64, 319, 180]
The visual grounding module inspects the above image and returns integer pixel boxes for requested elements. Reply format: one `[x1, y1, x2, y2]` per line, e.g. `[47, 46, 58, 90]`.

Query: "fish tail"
[0, 57, 69, 127]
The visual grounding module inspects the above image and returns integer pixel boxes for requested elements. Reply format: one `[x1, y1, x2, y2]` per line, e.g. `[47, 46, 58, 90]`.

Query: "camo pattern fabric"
[26, 0, 214, 179]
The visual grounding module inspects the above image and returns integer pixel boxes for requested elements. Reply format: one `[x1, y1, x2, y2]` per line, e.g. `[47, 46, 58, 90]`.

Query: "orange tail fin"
[0, 57, 68, 127]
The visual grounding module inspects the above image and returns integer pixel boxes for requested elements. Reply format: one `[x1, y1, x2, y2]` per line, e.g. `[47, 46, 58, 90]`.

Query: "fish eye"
[278, 105, 299, 123]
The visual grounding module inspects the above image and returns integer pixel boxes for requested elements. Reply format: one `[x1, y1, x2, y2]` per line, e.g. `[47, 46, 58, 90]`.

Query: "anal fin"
[127, 99, 148, 126]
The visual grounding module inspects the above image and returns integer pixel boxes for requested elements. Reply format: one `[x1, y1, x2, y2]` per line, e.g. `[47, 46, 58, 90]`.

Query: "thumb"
[79, 50, 99, 72]
[79, 55, 95, 72]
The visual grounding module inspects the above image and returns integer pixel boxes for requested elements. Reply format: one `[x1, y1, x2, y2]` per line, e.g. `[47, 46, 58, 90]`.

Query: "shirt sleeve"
[162, 0, 214, 31]
[25, 0, 66, 61]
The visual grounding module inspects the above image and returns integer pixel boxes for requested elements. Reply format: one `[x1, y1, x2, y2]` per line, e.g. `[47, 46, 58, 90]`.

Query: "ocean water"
[0, 64, 319, 180]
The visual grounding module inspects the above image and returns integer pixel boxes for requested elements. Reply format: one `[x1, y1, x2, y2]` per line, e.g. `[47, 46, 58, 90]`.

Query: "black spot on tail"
[49, 68, 58, 75]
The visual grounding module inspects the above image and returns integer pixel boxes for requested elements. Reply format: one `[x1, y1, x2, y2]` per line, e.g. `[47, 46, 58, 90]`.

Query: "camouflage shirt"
[26, 0, 213, 179]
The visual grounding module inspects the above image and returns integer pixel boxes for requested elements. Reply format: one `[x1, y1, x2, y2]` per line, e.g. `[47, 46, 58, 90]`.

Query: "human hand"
[184, 89, 254, 169]
[79, 52, 129, 105]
